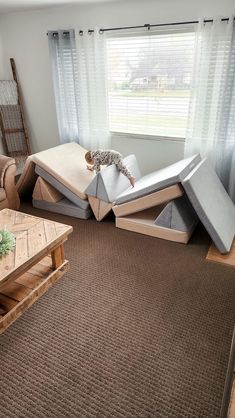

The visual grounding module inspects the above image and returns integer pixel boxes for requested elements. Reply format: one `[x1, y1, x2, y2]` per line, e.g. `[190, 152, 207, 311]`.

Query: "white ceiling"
[0, 0, 119, 14]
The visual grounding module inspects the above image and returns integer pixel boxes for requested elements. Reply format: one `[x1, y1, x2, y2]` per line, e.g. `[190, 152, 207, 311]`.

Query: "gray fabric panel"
[182, 159, 235, 254]
[155, 203, 172, 229]
[33, 198, 91, 220]
[85, 155, 141, 203]
[85, 174, 110, 202]
[35, 165, 90, 210]
[155, 195, 198, 233]
[116, 154, 201, 205]
[97, 175, 109, 203]
[85, 175, 99, 200]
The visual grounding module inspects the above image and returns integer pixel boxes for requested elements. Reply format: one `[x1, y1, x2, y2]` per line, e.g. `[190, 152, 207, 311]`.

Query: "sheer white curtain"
[185, 17, 235, 200]
[75, 28, 110, 149]
[48, 29, 79, 143]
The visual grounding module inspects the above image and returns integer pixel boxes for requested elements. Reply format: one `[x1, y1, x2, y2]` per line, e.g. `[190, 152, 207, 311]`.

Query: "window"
[106, 29, 196, 139]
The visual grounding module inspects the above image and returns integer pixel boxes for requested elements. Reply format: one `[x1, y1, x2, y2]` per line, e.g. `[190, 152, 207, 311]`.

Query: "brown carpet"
[1, 203, 235, 418]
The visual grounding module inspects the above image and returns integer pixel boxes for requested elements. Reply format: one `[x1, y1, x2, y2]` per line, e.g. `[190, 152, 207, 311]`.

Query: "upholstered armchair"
[0, 155, 20, 210]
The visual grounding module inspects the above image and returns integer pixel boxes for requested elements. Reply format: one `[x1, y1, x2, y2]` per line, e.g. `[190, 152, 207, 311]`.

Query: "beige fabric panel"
[113, 184, 183, 217]
[33, 177, 63, 203]
[206, 241, 235, 268]
[116, 207, 191, 244]
[33, 143, 95, 200]
[88, 196, 113, 221]
[16, 156, 37, 196]
[17, 142, 95, 200]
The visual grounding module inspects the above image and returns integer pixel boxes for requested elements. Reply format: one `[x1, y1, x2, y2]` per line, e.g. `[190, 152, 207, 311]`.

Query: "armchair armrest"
[0, 155, 20, 210]
[0, 155, 15, 188]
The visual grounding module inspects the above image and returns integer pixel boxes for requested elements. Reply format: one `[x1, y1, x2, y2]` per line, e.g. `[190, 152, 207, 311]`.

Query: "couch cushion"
[0, 188, 6, 202]
[0, 156, 15, 188]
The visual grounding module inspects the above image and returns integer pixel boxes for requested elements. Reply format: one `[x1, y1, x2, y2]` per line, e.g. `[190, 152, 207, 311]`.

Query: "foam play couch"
[17, 142, 235, 254]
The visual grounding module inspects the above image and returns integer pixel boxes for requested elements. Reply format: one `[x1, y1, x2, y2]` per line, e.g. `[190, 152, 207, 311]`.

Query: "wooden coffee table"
[0, 209, 72, 334]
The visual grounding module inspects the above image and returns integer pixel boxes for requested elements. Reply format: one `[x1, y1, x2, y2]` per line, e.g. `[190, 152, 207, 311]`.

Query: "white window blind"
[48, 29, 79, 143]
[106, 28, 196, 139]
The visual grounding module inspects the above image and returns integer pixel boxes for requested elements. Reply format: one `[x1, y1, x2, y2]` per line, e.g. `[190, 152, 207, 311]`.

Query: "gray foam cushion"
[33, 198, 91, 220]
[155, 195, 198, 233]
[182, 159, 235, 254]
[35, 165, 90, 210]
[115, 154, 201, 205]
[85, 154, 141, 203]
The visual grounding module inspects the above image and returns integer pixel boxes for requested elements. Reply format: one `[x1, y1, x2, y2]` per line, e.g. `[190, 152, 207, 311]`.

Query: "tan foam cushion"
[33, 177, 63, 203]
[17, 142, 95, 200]
[33, 143, 95, 200]
[16, 156, 36, 196]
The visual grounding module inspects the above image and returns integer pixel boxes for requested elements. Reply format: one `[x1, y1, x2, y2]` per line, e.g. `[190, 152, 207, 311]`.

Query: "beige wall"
[0, 33, 5, 154]
[0, 0, 234, 172]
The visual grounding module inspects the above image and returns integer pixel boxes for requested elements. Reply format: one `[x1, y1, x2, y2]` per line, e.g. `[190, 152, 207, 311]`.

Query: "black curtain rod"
[82, 17, 232, 35]
[47, 17, 232, 36]
[47, 30, 71, 36]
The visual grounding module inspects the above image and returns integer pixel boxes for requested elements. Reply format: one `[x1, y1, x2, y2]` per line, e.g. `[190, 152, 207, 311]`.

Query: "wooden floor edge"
[227, 381, 235, 418]
[206, 241, 235, 268]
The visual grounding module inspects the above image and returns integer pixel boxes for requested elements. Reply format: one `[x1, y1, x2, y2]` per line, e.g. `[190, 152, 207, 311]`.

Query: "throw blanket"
[0, 81, 18, 105]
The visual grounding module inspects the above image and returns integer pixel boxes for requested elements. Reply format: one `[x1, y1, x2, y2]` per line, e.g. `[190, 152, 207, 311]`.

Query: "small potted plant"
[0, 229, 16, 257]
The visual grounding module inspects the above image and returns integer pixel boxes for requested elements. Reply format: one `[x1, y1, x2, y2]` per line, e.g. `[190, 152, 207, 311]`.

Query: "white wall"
[0, 33, 5, 79]
[0, 33, 5, 154]
[0, 0, 234, 172]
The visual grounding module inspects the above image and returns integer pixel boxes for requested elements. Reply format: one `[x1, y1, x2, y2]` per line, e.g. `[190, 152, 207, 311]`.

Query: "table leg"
[51, 245, 65, 269]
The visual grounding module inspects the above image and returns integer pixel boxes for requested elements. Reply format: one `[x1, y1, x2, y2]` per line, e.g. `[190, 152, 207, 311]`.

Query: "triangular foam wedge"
[33, 177, 63, 203]
[88, 196, 113, 221]
[115, 207, 192, 244]
[85, 173, 110, 203]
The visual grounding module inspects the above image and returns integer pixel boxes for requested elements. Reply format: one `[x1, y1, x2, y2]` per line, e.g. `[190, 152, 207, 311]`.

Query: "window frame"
[110, 131, 186, 143]
[106, 25, 196, 142]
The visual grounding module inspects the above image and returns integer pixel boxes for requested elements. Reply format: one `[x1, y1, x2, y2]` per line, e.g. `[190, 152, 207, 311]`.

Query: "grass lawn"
[111, 114, 187, 127]
[110, 114, 186, 137]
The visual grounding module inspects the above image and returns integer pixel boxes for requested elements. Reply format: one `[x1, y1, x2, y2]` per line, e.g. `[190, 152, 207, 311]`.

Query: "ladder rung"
[4, 128, 24, 134]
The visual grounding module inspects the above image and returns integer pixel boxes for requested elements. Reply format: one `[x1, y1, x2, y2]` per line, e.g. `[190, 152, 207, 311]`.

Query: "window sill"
[110, 131, 185, 143]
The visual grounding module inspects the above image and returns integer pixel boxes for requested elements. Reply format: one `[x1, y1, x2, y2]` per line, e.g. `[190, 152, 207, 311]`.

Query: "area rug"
[0, 203, 235, 418]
